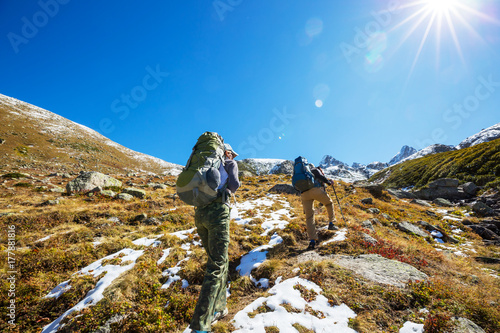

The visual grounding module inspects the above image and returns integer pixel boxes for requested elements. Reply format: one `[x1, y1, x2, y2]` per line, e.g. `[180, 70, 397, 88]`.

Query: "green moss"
[2, 172, 28, 179]
[371, 139, 500, 189]
[14, 182, 33, 187]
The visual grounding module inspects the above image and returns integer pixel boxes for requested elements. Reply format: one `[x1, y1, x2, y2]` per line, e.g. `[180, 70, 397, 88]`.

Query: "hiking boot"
[306, 240, 316, 250]
[212, 307, 228, 324]
[192, 331, 210, 333]
[328, 222, 339, 231]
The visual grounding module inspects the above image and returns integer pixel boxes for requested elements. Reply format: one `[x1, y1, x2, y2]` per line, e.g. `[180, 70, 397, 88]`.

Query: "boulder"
[467, 225, 500, 241]
[367, 208, 380, 214]
[239, 170, 255, 179]
[116, 193, 133, 201]
[360, 232, 378, 246]
[66, 172, 122, 194]
[333, 254, 428, 288]
[396, 221, 429, 238]
[361, 197, 373, 205]
[461, 182, 479, 196]
[355, 183, 385, 198]
[472, 201, 496, 217]
[361, 220, 375, 232]
[387, 188, 416, 199]
[101, 190, 116, 197]
[268, 184, 300, 195]
[433, 198, 453, 207]
[411, 199, 432, 207]
[132, 213, 147, 222]
[418, 221, 459, 243]
[122, 188, 146, 199]
[451, 317, 486, 333]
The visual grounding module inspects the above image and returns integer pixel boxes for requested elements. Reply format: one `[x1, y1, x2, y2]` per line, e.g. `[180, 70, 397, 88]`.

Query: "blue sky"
[1, 0, 499, 166]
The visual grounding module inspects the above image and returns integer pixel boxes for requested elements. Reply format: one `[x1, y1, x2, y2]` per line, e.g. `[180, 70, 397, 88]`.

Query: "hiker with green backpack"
[292, 156, 338, 251]
[176, 132, 240, 333]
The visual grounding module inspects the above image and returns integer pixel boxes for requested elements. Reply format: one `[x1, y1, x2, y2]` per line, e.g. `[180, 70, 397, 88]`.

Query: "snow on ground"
[232, 276, 357, 333]
[42, 248, 145, 333]
[322, 228, 348, 245]
[399, 321, 424, 333]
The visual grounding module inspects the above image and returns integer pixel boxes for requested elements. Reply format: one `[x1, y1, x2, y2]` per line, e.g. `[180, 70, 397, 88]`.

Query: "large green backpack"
[176, 132, 226, 206]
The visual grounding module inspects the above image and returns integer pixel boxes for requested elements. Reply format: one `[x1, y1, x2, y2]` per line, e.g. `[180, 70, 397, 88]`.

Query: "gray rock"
[360, 232, 378, 245]
[101, 190, 116, 197]
[461, 182, 479, 196]
[116, 193, 133, 201]
[91, 314, 127, 333]
[49, 187, 65, 193]
[411, 199, 432, 207]
[367, 208, 380, 214]
[153, 184, 168, 190]
[396, 221, 429, 238]
[42, 199, 59, 206]
[429, 178, 460, 188]
[371, 218, 381, 225]
[132, 213, 147, 222]
[418, 221, 459, 244]
[355, 183, 385, 198]
[451, 317, 486, 333]
[334, 254, 428, 287]
[268, 184, 300, 195]
[361, 220, 375, 232]
[122, 187, 146, 199]
[381, 213, 391, 220]
[387, 188, 417, 199]
[472, 201, 496, 217]
[66, 172, 122, 194]
[433, 198, 453, 207]
[0, 138, 5, 144]
[143, 217, 161, 226]
[414, 184, 469, 200]
[361, 197, 373, 205]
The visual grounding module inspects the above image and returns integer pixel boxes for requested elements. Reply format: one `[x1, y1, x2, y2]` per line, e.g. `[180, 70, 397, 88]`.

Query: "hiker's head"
[224, 143, 238, 159]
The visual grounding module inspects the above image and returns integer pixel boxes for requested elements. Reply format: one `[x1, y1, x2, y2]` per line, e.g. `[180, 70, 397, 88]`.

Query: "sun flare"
[424, 0, 459, 13]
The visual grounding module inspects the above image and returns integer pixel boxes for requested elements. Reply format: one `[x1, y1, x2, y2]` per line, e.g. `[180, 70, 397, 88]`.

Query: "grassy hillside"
[0, 170, 499, 332]
[0, 96, 180, 175]
[370, 139, 500, 189]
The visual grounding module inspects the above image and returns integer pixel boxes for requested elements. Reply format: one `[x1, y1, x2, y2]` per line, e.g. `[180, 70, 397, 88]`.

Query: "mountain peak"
[456, 122, 500, 150]
[389, 145, 417, 165]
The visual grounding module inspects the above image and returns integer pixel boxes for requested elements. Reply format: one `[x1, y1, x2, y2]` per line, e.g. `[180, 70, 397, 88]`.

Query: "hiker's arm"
[311, 168, 332, 185]
[224, 159, 240, 193]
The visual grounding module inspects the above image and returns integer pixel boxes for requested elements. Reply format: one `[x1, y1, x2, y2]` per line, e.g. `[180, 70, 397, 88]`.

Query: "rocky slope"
[0, 93, 182, 175]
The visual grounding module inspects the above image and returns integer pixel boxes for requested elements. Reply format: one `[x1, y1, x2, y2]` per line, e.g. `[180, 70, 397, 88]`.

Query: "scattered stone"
[451, 317, 486, 333]
[101, 190, 116, 197]
[334, 254, 428, 288]
[122, 188, 146, 199]
[472, 201, 496, 217]
[268, 184, 300, 195]
[361, 197, 373, 205]
[0, 212, 14, 217]
[429, 178, 460, 188]
[474, 257, 500, 264]
[0, 138, 5, 144]
[48, 172, 60, 177]
[49, 187, 65, 193]
[360, 232, 378, 245]
[132, 213, 147, 222]
[425, 210, 439, 218]
[66, 172, 122, 194]
[371, 218, 381, 225]
[414, 178, 470, 200]
[92, 314, 127, 333]
[381, 213, 391, 220]
[107, 217, 121, 224]
[411, 199, 432, 207]
[239, 170, 254, 179]
[367, 208, 380, 214]
[418, 221, 459, 243]
[433, 198, 453, 207]
[361, 220, 375, 232]
[41, 199, 59, 206]
[62, 173, 71, 179]
[355, 183, 386, 198]
[467, 225, 500, 241]
[116, 193, 133, 201]
[396, 221, 429, 238]
[143, 217, 161, 226]
[153, 184, 168, 190]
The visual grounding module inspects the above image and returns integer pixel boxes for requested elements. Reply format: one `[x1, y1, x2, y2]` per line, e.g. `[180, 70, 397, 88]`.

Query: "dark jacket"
[311, 167, 332, 187]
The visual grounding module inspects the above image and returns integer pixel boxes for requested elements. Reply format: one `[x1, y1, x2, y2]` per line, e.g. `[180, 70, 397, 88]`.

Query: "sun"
[389, 0, 499, 81]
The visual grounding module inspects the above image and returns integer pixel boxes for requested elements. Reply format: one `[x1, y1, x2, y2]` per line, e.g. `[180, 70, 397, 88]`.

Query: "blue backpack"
[292, 156, 315, 192]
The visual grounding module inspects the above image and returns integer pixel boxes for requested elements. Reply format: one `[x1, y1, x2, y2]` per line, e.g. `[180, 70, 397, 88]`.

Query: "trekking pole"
[330, 182, 347, 223]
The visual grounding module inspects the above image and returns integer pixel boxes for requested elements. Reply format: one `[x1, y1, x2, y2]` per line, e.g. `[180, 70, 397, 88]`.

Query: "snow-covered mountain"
[0, 93, 182, 175]
[456, 122, 500, 149]
[238, 158, 288, 175]
[398, 144, 456, 164]
[388, 145, 417, 165]
[318, 157, 388, 182]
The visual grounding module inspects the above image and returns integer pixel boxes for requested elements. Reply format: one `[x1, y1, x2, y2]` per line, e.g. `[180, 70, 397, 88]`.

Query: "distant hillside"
[370, 138, 500, 189]
[0, 94, 182, 175]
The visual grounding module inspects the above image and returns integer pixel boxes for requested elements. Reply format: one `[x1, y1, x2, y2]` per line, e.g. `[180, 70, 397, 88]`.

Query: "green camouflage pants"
[190, 201, 230, 331]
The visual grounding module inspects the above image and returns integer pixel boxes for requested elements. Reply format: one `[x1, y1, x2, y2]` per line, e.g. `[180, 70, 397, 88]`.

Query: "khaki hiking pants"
[301, 186, 336, 240]
[190, 201, 230, 331]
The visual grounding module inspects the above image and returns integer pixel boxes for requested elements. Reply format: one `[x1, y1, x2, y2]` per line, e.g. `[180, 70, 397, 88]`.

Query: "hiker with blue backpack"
[176, 132, 240, 333]
[292, 156, 338, 250]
